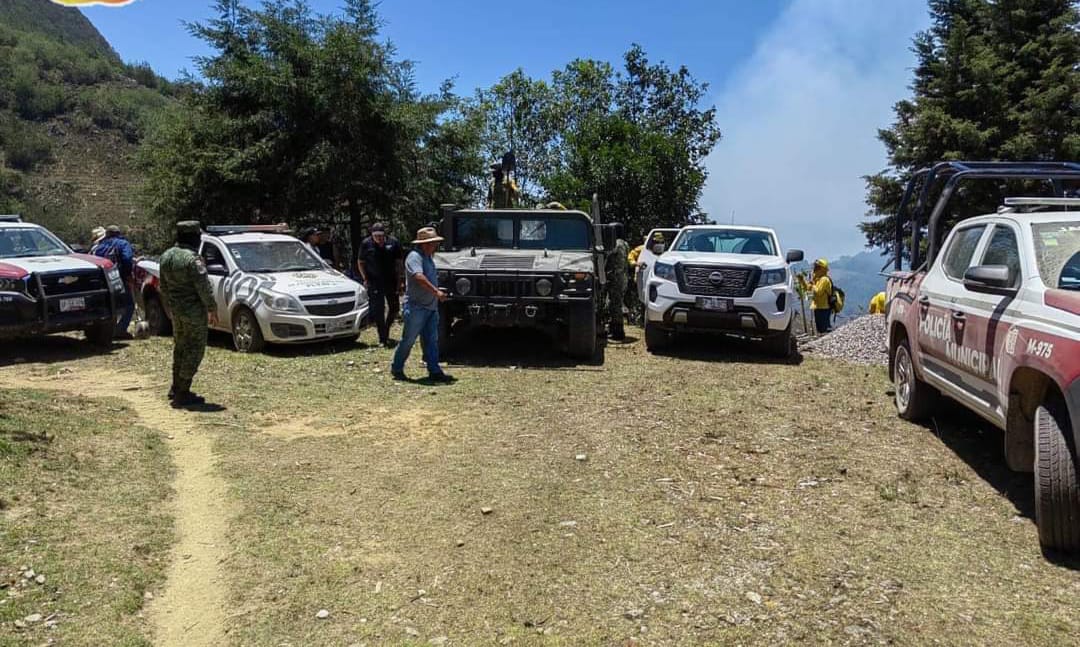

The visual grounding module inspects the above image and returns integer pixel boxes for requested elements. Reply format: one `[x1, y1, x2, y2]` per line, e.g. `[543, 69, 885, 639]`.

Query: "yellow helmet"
[814, 258, 829, 270]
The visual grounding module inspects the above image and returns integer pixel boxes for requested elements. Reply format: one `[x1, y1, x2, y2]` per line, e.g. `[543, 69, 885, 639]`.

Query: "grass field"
[0, 388, 173, 645]
[1, 327, 1077, 645]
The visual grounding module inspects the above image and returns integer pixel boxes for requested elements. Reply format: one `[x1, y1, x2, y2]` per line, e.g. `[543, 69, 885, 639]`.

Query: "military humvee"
[434, 204, 614, 360]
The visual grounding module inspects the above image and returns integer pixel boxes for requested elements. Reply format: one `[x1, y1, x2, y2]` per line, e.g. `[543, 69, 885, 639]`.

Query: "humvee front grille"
[477, 277, 537, 298]
[480, 255, 535, 270]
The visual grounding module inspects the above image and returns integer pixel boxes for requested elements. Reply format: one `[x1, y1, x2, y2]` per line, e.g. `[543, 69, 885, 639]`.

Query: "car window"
[942, 225, 987, 280]
[1032, 221, 1080, 290]
[0, 228, 69, 258]
[200, 242, 226, 268]
[979, 225, 1021, 286]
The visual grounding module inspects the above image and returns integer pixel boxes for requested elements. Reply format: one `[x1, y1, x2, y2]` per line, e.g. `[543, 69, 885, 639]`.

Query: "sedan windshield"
[1033, 221, 1080, 290]
[674, 229, 777, 256]
[0, 227, 69, 259]
[226, 241, 324, 273]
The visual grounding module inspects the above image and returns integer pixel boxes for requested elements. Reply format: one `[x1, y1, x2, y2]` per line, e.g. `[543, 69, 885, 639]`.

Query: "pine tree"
[861, 0, 1080, 254]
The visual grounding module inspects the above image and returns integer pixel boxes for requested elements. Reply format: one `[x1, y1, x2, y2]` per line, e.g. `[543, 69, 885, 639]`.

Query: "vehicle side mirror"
[600, 226, 616, 252]
[206, 264, 228, 276]
[71, 244, 88, 254]
[963, 265, 1016, 295]
[652, 243, 666, 255]
[786, 249, 805, 264]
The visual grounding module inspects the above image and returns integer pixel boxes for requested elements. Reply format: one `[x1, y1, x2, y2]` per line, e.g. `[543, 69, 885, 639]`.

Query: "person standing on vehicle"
[357, 223, 404, 347]
[390, 227, 454, 383]
[93, 225, 136, 338]
[606, 223, 629, 341]
[798, 258, 834, 334]
[487, 163, 519, 209]
[159, 221, 218, 407]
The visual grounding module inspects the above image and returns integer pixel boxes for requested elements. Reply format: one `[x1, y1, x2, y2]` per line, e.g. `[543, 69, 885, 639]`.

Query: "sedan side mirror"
[963, 265, 1017, 295]
[786, 249, 805, 264]
[652, 243, 665, 255]
[206, 264, 228, 276]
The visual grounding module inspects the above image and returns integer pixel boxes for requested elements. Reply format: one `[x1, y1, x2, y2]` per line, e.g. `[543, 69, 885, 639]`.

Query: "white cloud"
[702, 0, 929, 260]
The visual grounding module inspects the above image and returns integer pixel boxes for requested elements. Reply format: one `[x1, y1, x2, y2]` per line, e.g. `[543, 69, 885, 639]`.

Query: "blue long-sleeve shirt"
[93, 236, 135, 279]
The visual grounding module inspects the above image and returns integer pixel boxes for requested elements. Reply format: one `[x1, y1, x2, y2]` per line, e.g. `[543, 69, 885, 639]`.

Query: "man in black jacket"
[356, 223, 404, 347]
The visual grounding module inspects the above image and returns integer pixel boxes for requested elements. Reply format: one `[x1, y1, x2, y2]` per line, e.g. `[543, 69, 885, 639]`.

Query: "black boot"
[170, 378, 205, 408]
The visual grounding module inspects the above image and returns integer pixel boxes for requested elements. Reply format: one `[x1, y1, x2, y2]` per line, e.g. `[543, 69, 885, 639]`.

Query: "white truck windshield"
[0, 228, 69, 258]
[674, 229, 777, 256]
[1033, 221, 1080, 290]
[227, 241, 325, 273]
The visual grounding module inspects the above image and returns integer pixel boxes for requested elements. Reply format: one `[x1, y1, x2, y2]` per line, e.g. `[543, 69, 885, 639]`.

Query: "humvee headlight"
[536, 278, 553, 297]
[455, 277, 472, 296]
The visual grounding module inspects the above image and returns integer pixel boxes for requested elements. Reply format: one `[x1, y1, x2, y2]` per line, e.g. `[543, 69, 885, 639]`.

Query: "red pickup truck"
[885, 162, 1080, 553]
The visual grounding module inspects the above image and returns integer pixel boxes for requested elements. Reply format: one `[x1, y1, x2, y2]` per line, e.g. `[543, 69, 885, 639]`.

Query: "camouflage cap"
[176, 221, 202, 236]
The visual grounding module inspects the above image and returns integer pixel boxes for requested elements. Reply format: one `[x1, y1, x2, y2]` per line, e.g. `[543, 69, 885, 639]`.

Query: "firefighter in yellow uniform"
[797, 258, 834, 333]
[869, 291, 887, 314]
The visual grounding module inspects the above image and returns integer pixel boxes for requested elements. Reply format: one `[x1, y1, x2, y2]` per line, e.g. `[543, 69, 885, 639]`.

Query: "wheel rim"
[895, 345, 913, 412]
[234, 313, 254, 351]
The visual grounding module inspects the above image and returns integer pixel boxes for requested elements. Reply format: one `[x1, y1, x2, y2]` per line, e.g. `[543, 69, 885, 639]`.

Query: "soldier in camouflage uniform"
[606, 223, 629, 341]
[159, 221, 218, 407]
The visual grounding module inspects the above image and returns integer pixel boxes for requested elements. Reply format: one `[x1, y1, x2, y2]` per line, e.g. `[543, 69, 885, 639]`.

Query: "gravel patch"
[802, 315, 888, 366]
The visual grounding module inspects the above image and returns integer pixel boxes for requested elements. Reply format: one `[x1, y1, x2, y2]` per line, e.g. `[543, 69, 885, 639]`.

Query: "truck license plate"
[697, 297, 733, 312]
[59, 297, 86, 312]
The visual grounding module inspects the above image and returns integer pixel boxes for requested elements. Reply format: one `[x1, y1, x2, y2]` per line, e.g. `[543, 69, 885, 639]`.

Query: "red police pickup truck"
[885, 162, 1080, 553]
[0, 216, 124, 346]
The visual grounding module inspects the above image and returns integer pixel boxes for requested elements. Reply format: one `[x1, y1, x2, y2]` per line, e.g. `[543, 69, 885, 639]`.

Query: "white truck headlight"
[260, 289, 303, 313]
[356, 285, 368, 306]
[654, 261, 677, 282]
[758, 268, 788, 287]
[0, 277, 27, 294]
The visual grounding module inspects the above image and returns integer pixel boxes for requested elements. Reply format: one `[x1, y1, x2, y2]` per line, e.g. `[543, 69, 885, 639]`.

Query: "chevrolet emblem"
[58, 276, 79, 286]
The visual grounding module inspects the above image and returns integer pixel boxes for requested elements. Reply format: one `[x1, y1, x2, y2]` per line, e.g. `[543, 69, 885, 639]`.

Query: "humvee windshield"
[454, 215, 591, 251]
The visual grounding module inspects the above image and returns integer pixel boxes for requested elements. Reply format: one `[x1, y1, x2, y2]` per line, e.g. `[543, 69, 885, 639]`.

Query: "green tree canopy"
[862, 0, 1080, 256]
[470, 45, 721, 243]
[142, 0, 482, 251]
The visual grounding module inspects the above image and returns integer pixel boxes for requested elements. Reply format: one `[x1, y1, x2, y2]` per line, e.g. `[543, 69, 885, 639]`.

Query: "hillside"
[0, 0, 174, 248]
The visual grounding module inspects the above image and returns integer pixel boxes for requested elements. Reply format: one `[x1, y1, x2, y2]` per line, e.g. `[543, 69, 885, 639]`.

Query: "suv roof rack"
[892, 161, 1080, 270]
[0, 215, 22, 223]
[205, 224, 291, 236]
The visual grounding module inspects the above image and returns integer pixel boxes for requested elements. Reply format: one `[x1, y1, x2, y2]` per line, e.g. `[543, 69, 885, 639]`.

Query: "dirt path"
[0, 366, 231, 647]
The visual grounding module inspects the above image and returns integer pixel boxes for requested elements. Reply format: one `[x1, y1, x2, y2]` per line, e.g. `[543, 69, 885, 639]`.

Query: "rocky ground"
[801, 314, 888, 366]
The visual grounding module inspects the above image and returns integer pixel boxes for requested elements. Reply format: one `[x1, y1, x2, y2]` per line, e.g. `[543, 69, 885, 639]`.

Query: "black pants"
[814, 308, 833, 334]
[369, 283, 400, 343]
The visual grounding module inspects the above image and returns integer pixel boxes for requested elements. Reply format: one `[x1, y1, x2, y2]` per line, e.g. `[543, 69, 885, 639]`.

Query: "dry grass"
[2, 328, 1078, 645]
[0, 388, 173, 645]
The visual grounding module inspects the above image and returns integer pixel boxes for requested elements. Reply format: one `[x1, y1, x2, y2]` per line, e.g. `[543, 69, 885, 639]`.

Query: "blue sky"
[80, 0, 930, 259]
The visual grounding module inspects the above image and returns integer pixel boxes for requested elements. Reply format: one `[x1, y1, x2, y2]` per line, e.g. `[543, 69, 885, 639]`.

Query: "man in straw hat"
[390, 227, 455, 383]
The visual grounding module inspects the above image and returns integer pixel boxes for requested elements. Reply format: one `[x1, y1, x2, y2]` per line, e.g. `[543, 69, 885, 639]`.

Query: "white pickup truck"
[642, 225, 804, 357]
[136, 225, 369, 352]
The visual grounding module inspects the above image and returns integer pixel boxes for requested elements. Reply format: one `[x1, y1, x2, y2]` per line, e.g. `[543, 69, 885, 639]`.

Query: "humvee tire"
[567, 302, 597, 359]
[1035, 396, 1080, 553]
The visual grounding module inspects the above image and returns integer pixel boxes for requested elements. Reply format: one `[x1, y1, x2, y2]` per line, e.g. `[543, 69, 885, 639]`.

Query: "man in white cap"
[390, 227, 455, 382]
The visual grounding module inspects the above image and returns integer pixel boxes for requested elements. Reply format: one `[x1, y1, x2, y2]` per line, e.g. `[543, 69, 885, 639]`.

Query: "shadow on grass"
[442, 327, 605, 371]
[0, 334, 124, 368]
[917, 399, 1079, 570]
[205, 331, 372, 358]
[650, 332, 804, 366]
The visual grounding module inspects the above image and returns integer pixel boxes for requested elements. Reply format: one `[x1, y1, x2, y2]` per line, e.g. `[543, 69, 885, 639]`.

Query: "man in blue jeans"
[391, 227, 455, 383]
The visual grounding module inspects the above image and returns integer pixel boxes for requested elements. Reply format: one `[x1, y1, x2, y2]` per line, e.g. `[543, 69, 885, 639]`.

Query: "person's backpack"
[94, 238, 123, 269]
[829, 282, 845, 316]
